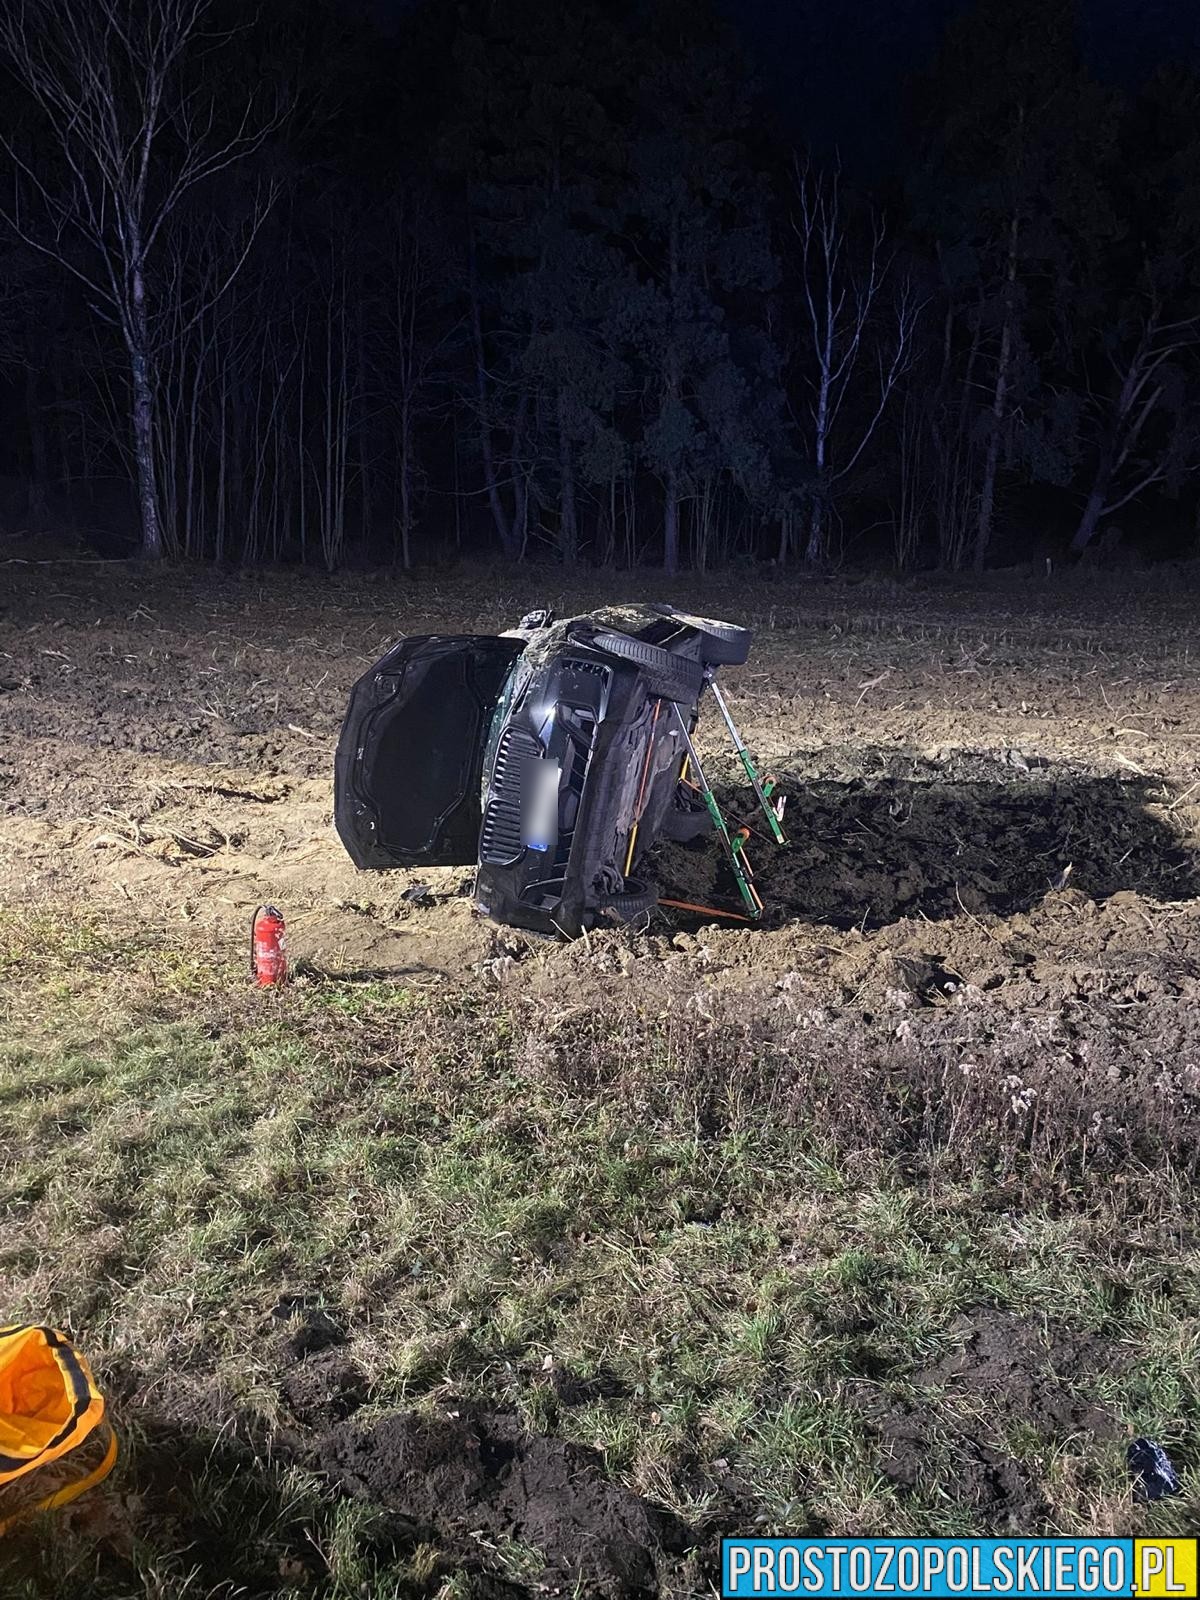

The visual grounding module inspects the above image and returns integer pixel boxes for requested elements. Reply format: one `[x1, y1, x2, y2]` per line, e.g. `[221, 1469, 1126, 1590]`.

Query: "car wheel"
[646, 604, 752, 666]
[589, 630, 706, 701]
[598, 878, 659, 920]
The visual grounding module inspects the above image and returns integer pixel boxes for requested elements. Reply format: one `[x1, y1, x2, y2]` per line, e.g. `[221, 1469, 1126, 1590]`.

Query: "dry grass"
[1, 905, 1199, 1597]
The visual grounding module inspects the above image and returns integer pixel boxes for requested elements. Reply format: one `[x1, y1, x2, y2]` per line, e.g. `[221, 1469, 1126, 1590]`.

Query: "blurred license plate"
[522, 758, 561, 852]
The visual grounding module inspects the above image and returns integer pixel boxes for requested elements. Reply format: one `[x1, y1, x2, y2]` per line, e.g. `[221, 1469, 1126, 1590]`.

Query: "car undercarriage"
[335, 603, 785, 935]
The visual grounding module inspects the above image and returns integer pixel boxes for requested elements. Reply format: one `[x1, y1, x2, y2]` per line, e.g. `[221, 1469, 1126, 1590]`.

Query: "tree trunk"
[127, 256, 163, 559]
[183, 339, 202, 559]
[294, 335, 305, 565]
[511, 391, 529, 560]
[360, 449, 373, 556]
[469, 241, 518, 560]
[806, 325, 832, 566]
[130, 345, 163, 559]
[973, 211, 1020, 574]
[663, 216, 682, 578]
[804, 500, 825, 567]
[452, 411, 462, 553]
[1071, 482, 1109, 556]
[973, 320, 1010, 574]
[357, 295, 372, 557]
[695, 480, 713, 573]
[940, 307, 983, 569]
[216, 379, 228, 564]
[557, 388, 577, 565]
[25, 363, 48, 521]
[663, 465, 679, 575]
[398, 399, 413, 570]
[599, 473, 616, 567]
[52, 357, 71, 492]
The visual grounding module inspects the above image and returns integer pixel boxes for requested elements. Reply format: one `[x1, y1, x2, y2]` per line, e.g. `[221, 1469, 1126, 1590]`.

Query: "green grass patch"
[1, 908, 1198, 1593]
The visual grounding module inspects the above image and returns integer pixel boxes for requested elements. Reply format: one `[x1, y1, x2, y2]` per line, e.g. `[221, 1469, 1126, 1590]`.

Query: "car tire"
[598, 878, 659, 920]
[589, 630, 706, 701]
[646, 604, 752, 666]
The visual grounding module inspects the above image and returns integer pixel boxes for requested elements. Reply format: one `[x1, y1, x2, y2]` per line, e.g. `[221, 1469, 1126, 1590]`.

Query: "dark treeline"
[1, 0, 1199, 572]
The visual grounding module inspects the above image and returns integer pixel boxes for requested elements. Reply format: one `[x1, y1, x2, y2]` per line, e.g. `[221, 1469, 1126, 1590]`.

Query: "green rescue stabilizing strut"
[707, 681, 788, 846]
[670, 703, 763, 918]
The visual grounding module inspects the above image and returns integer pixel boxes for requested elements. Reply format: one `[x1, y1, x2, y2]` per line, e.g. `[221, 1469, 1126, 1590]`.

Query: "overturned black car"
[334, 603, 784, 937]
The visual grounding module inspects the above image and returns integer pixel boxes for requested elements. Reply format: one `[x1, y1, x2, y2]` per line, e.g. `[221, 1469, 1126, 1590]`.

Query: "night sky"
[728, 0, 1200, 170]
[368, 0, 1200, 172]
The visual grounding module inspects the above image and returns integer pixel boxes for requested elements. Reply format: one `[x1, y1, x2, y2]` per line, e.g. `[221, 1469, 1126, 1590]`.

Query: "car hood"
[334, 634, 523, 869]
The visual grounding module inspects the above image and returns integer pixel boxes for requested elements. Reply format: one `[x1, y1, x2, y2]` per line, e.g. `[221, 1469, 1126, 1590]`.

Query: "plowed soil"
[4, 561, 1198, 1002]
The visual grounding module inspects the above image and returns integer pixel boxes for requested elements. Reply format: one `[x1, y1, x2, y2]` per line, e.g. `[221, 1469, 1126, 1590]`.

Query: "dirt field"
[2, 559, 1199, 1595]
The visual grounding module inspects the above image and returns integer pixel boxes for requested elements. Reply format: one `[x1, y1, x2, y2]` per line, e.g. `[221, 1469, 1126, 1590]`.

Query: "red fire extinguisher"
[250, 904, 288, 987]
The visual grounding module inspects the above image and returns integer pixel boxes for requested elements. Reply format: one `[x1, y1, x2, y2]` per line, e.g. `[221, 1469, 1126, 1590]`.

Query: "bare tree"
[382, 190, 449, 570]
[791, 158, 920, 566]
[1071, 282, 1200, 554]
[312, 239, 353, 572]
[927, 275, 987, 572]
[468, 232, 526, 562]
[0, 0, 283, 557]
[891, 385, 934, 570]
[966, 206, 1021, 571]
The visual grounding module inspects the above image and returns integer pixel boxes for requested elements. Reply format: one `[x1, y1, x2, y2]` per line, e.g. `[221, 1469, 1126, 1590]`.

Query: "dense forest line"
[1, 0, 1199, 572]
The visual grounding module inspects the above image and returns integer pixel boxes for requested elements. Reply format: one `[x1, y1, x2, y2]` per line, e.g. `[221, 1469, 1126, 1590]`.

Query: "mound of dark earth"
[846, 1307, 1120, 1529]
[319, 1404, 691, 1596]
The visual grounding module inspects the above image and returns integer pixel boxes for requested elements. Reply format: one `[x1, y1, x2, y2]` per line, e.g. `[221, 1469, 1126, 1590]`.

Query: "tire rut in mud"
[654, 748, 1197, 929]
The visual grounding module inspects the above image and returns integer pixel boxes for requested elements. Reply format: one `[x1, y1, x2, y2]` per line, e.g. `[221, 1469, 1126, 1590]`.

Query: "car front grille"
[480, 725, 541, 864]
